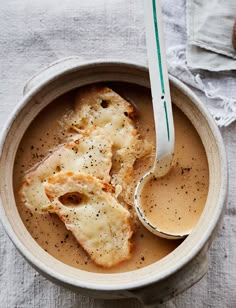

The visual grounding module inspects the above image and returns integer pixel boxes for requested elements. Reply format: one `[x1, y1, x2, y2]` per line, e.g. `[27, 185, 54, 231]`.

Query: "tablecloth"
[0, 1, 236, 307]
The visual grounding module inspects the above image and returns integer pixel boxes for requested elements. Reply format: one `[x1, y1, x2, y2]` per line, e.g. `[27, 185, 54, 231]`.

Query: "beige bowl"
[0, 58, 228, 306]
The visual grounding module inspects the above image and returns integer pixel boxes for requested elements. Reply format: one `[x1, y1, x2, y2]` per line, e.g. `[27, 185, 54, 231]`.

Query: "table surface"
[0, 1, 236, 307]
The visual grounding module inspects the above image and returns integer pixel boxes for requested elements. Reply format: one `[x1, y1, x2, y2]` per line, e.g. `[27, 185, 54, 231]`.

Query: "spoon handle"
[144, 0, 175, 162]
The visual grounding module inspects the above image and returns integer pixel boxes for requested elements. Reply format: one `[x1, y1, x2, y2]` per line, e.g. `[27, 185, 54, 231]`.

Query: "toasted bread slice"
[72, 84, 137, 150]
[20, 127, 113, 213]
[44, 172, 133, 268]
[67, 85, 153, 207]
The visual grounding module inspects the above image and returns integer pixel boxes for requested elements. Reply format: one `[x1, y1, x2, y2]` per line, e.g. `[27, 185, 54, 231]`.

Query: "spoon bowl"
[134, 166, 189, 240]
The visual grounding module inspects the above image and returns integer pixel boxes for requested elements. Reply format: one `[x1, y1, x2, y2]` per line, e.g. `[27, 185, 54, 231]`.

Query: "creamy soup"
[14, 83, 208, 273]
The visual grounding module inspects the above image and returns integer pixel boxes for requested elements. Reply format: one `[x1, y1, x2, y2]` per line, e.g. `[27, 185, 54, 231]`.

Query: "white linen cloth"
[165, 0, 236, 127]
[0, 0, 236, 307]
[186, 0, 236, 71]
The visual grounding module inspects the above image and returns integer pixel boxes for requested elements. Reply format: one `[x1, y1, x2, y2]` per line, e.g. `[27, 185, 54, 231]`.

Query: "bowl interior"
[0, 62, 226, 290]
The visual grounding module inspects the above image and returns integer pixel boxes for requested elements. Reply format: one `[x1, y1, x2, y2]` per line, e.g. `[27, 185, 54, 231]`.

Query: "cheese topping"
[20, 127, 113, 213]
[44, 172, 133, 268]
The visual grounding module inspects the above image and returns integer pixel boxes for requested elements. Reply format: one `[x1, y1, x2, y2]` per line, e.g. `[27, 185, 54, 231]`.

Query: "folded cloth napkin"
[163, 0, 236, 126]
[186, 0, 236, 71]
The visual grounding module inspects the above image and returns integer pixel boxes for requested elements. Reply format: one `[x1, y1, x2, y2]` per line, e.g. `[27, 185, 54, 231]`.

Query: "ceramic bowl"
[0, 58, 228, 306]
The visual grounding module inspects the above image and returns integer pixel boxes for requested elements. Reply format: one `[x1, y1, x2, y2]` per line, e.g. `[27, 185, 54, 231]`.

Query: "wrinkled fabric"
[0, 1, 236, 307]
[163, 0, 236, 126]
[186, 0, 236, 71]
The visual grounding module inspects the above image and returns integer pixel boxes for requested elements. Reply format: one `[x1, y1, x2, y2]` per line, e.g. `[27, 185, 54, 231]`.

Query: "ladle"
[134, 0, 185, 239]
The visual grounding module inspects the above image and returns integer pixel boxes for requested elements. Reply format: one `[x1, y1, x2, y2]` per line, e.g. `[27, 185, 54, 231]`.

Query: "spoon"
[134, 0, 182, 239]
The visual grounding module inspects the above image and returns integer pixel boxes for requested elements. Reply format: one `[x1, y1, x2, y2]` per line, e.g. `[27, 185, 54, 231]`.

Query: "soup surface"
[14, 83, 209, 273]
[140, 107, 209, 236]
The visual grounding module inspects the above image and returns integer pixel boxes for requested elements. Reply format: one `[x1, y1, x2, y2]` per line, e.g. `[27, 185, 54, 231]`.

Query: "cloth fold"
[163, 0, 236, 126]
[167, 45, 236, 126]
[186, 0, 236, 71]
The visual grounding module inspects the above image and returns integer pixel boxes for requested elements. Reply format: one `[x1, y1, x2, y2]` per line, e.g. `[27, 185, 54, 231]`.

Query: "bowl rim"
[0, 59, 228, 291]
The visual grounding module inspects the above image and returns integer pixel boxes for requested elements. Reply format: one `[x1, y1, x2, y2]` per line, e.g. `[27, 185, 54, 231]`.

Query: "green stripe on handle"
[152, 0, 165, 95]
[152, 0, 170, 141]
[164, 101, 170, 141]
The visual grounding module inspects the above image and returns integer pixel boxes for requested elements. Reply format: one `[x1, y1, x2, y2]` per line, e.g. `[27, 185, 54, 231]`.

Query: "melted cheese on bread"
[20, 127, 113, 213]
[44, 172, 133, 268]
[72, 84, 137, 150]
[67, 85, 153, 207]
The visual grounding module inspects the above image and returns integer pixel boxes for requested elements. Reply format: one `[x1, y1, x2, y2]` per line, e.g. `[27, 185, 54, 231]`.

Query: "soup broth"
[14, 83, 208, 273]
